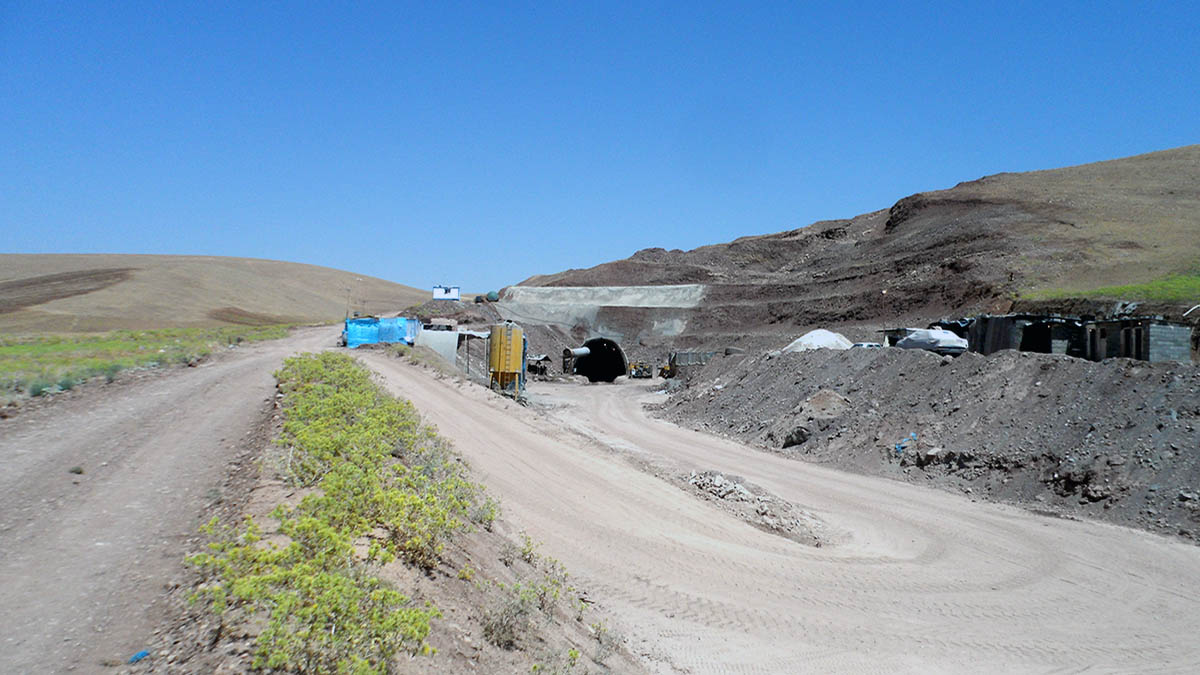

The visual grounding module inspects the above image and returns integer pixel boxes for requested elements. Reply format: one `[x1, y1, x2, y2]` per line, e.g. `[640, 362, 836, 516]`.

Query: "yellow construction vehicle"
[628, 361, 653, 378]
[658, 351, 717, 379]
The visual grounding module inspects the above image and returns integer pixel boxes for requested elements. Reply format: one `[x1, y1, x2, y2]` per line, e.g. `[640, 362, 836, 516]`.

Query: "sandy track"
[358, 354, 1200, 674]
[0, 327, 334, 672]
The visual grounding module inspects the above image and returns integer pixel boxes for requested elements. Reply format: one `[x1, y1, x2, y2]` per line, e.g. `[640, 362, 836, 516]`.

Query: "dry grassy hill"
[520, 145, 1200, 341]
[908, 144, 1200, 296]
[0, 254, 428, 333]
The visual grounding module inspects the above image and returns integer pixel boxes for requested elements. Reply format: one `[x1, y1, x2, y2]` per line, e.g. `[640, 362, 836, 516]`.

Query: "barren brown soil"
[0, 268, 136, 313]
[355, 357, 1200, 673]
[0, 254, 427, 333]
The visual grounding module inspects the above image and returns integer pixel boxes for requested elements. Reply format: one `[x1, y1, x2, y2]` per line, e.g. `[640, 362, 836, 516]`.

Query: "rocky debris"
[660, 346, 1200, 542]
[779, 425, 810, 449]
[689, 471, 753, 501]
[764, 389, 849, 449]
[684, 471, 830, 547]
[907, 447, 950, 468]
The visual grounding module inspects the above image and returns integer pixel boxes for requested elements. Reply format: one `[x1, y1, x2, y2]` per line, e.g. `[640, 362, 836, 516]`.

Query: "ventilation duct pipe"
[563, 338, 628, 383]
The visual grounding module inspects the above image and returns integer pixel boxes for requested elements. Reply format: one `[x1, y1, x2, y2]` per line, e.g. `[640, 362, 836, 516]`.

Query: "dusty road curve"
[0, 327, 335, 672]
[358, 355, 1200, 675]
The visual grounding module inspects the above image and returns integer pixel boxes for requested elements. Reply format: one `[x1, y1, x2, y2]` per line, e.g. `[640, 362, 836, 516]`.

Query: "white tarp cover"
[895, 328, 968, 353]
[414, 330, 460, 365]
[782, 329, 853, 353]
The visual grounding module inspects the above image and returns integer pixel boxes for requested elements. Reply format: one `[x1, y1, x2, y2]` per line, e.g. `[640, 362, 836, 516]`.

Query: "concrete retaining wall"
[497, 285, 707, 337]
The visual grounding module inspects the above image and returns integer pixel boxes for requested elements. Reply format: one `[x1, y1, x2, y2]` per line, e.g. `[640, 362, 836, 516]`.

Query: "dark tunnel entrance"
[567, 338, 628, 383]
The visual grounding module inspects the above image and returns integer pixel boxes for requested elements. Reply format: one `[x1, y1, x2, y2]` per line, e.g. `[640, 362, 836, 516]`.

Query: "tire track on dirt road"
[0, 327, 335, 672]
[358, 355, 1200, 674]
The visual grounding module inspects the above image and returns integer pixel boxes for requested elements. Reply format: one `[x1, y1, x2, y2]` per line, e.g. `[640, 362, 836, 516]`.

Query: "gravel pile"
[659, 347, 1200, 541]
[683, 470, 829, 547]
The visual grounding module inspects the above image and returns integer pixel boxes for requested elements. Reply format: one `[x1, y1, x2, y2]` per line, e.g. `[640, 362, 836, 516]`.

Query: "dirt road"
[358, 353, 1200, 674]
[0, 327, 333, 672]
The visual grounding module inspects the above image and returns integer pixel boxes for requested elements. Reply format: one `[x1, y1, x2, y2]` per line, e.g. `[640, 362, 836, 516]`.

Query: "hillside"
[0, 254, 428, 333]
[520, 145, 1200, 341]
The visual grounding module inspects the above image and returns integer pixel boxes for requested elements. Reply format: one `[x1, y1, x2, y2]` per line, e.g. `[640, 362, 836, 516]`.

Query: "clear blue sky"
[3, 2, 1197, 291]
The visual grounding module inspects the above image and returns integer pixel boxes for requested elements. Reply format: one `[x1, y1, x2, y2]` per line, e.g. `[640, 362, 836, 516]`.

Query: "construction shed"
[1082, 318, 1192, 362]
[931, 315, 1087, 357]
[931, 314, 1194, 363]
[527, 354, 552, 377]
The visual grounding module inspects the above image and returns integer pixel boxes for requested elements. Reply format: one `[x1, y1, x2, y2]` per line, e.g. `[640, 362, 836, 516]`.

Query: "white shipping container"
[432, 285, 460, 301]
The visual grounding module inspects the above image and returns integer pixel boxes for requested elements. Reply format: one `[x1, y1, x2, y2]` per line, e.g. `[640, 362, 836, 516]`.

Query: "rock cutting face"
[573, 338, 628, 383]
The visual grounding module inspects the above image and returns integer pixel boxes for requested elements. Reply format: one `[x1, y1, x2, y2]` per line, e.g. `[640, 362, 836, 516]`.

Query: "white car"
[895, 328, 968, 356]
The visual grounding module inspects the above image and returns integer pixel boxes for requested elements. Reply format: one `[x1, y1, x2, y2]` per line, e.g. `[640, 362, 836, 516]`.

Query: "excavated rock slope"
[659, 346, 1200, 541]
[519, 145, 1200, 341]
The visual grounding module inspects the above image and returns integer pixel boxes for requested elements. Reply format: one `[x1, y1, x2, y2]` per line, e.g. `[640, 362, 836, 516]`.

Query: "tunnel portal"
[567, 338, 628, 383]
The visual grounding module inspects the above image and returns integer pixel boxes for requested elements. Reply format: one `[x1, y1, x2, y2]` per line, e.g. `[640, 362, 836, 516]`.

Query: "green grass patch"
[0, 324, 290, 397]
[1080, 273, 1200, 302]
[1027, 267, 1200, 303]
[189, 352, 497, 673]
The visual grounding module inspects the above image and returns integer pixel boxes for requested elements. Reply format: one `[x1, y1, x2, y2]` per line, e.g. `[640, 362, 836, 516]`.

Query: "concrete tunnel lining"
[569, 338, 628, 383]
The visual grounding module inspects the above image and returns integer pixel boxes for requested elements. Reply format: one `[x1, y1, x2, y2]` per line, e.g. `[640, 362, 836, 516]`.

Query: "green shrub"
[190, 518, 438, 672]
[190, 351, 496, 671]
[530, 648, 582, 674]
[519, 532, 540, 564]
[483, 582, 536, 649]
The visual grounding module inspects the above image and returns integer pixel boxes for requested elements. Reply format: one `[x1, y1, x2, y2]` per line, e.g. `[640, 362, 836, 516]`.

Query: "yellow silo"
[489, 322, 525, 393]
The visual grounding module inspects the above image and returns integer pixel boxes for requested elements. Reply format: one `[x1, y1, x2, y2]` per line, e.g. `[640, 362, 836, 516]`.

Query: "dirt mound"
[659, 347, 1200, 541]
[0, 268, 135, 313]
[403, 298, 501, 327]
[681, 470, 831, 547]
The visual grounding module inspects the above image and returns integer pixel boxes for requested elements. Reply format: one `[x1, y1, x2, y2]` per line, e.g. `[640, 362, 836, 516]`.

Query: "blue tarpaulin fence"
[343, 317, 420, 348]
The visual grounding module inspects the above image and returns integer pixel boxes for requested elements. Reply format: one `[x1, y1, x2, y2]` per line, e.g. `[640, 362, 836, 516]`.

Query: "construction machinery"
[658, 359, 675, 379]
[628, 361, 653, 378]
[658, 351, 716, 379]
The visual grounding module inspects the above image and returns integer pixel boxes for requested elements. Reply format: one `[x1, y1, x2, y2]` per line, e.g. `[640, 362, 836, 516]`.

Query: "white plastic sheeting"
[895, 328, 968, 354]
[782, 329, 853, 353]
[414, 330, 460, 365]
